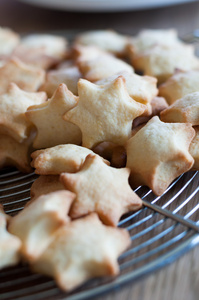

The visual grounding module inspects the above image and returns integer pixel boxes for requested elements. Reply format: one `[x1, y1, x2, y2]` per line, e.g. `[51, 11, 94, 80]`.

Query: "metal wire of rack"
[0, 167, 199, 300]
[1, 29, 199, 300]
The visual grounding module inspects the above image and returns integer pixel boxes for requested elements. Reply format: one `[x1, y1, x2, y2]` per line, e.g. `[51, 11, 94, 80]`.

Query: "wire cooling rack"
[0, 167, 199, 300]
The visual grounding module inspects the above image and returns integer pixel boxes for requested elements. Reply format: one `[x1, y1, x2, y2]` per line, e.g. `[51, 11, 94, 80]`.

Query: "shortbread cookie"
[0, 58, 45, 94]
[74, 44, 134, 82]
[64, 77, 146, 148]
[60, 154, 142, 226]
[0, 27, 20, 55]
[127, 29, 181, 57]
[96, 71, 158, 104]
[189, 126, 199, 170]
[30, 175, 65, 201]
[26, 83, 82, 149]
[126, 116, 195, 195]
[0, 205, 21, 269]
[74, 29, 129, 57]
[78, 53, 134, 82]
[160, 92, 199, 125]
[0, 83, 47, 142]
[72, 44, 107, 62]
[40, 65, 81, 97]
[20, 34, 68, 60]
[31, 213, 131, 291]
[31, 144, 109, 175]
[8, 191, 75, 262]
[132, 44, 199, 83]
[0, 134, 33, 173]
[12, 46, 59, 70]
[159, 70, 199, 105]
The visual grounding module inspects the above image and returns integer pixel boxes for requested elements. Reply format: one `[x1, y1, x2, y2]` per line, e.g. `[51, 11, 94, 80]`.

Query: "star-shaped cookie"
[189, 126, 199, 170]
[0, 205, 21, 270]
[64, 76, 146, 148]
[0, 58, 45, 94]
[41, 65, 81, 97]
[0, 83, 47, 142]
[31, 213, 131, 291]
[74, 29, 129, 57]
[30, 175, 65, 201]
[132, 44, 199, 83]
[160, 92, 199, 125]
[0, 133, 33, 173]
[60, 154, 142, 226]
[95, 71, 158, 105]
[159, 70, 199, 105]
[126, 116, 195, 195]
[26, 83, 82, 149]
[0, 26, 20, 55]
[31, 144, 109, 175]
[8, 190, 75, 262]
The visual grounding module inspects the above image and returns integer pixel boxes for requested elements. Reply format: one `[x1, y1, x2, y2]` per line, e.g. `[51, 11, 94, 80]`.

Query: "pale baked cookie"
[30, 175, 65, 201]
[40, 65, 81, 97]
[72, 44, 107, 62]
[0, 58, 45, 94]
[12, 46, 60, 70]
[26, 83, 82, 149]
[160, 92, 199, 125]
[0, 205, 21, 270]
[96, 71, 158, 105]
[0, 27, 20, 55]
[0, 134, 33, 173]
[64, 76, 146, 149]
[74, 29, 129, 57]
[20, 34, 68, 60]
[8, 191, 75, 262]
[0, 83, 47, 142]
[31, 144, 109, 175]
[31, 213, 131, 291]
[132, 44, 199, 83]
[60, 154, 142, 226]
[159, 70, 199, 105]
[127, 29, 181, 57]
[189, 126, 199, 170]
[77, 52, 134, 82]
[126, 116, 195, 196]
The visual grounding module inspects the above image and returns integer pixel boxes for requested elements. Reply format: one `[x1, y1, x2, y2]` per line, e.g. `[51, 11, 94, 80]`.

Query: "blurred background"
[1, 0, 199, 36]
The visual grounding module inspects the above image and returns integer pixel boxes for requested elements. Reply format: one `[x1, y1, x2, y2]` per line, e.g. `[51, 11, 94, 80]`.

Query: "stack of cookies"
[0, 27, 199, 292]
